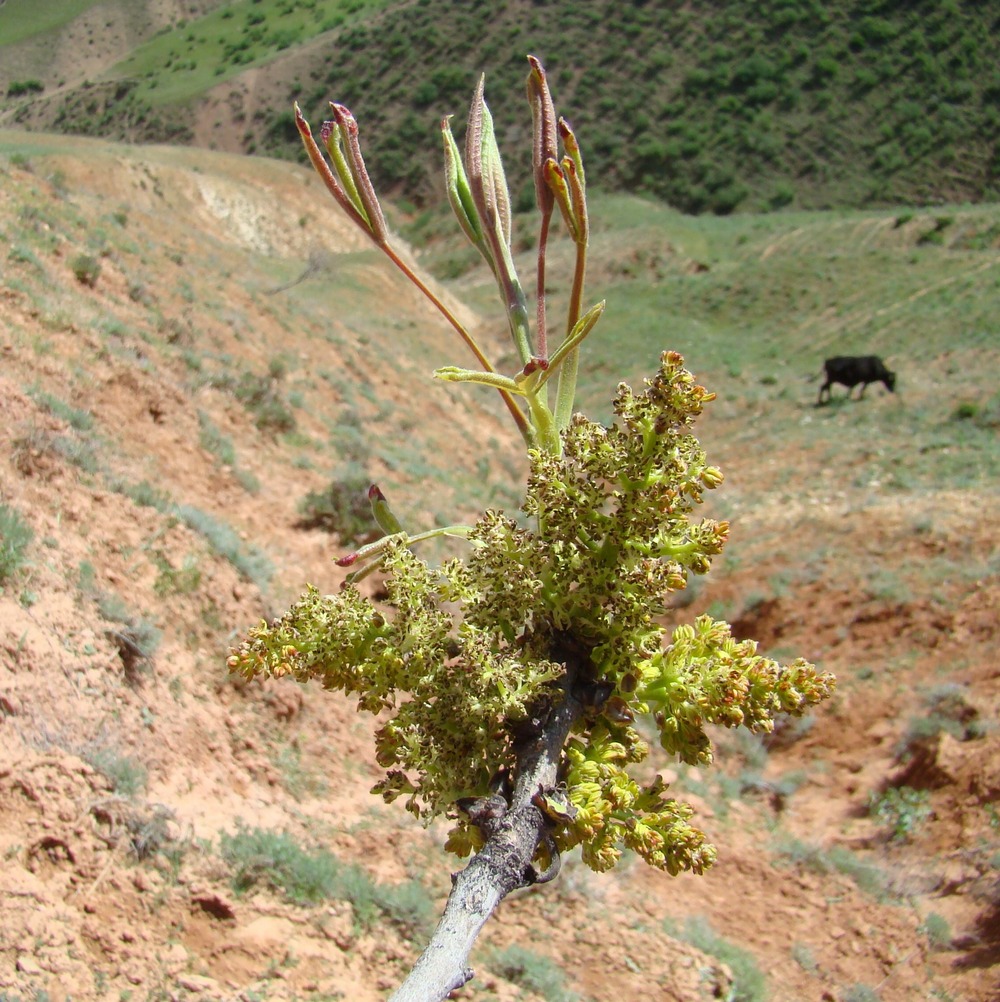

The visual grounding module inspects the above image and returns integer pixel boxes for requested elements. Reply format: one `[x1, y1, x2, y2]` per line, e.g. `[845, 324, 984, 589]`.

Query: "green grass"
[296, 465, 376, 543]
[111, 478, 174, 513]
[771, 834, 894, 901]
[486, 945, 581, 1002]
[197, 409, 237, 466]
[175, 504, 274, 591]
[273, 744, 329, 801]
[26, 386, 94, 430]
[418, 191, 1000, 520]
[0, 0, 103, 48]
[477, 194, 1000, 499]
[109, 0, 392, 107]
[921, 912, 952, 951]
[219, 825, 435, 935]
[665, 916, 767, 1002]
[151, 551, 202, 598]
[869, 786, 933, 843]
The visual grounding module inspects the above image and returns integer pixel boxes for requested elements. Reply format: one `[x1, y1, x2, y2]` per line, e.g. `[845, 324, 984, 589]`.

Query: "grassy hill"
[2, 0, 999, 213]
[1, 125, 998, 1001]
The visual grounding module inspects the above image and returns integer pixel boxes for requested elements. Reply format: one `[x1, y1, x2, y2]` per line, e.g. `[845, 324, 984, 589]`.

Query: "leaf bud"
[368, 483, 405, 535]
[527, 55, 557, 216]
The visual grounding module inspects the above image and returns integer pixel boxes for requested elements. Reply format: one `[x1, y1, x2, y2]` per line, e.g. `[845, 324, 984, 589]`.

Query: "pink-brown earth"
[1, 133, 997, 1001]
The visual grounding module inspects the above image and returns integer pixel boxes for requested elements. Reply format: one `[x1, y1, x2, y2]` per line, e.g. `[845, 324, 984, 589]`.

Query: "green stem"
[535, 207, 553, 361]
[525, 389, 559, 455]
[381, 243, 533, 446]
[554, 239, 588, 430]
[345, 524, 474, 584]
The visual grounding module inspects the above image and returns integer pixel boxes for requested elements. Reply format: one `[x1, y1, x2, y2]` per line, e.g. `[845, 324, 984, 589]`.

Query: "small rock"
[867, 720, 893, 743]
[163, 943, 188, 971]
[177, 974, 219, 993]
[0, 693, 22, 716]
[122, 962, 144, 985]
[17, 955, 43, 976]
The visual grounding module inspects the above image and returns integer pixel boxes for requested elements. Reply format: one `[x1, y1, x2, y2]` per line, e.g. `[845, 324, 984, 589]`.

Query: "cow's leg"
[817, 381, 831, 405]
[857, 382, 867, 399]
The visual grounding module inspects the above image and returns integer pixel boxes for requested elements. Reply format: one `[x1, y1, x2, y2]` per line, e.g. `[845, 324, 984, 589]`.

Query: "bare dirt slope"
[1, 133, 997, 1002]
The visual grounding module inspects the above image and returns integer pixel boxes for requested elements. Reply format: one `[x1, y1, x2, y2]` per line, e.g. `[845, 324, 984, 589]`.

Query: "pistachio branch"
[233, 59, 836, 1002]
[388, 670, 585, 1002]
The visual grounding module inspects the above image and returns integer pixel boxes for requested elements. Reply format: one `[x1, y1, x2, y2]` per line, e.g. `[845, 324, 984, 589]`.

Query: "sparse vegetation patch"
[0, 503, 34, 586]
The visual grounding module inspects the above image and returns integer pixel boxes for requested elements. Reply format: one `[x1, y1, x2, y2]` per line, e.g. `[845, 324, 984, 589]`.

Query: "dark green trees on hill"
[12, 0, 999, 212]
[283, 0, 999, 212]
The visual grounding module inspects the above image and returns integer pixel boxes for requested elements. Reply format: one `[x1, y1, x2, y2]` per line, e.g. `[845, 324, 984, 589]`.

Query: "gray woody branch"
[389, 673, 583, 1001]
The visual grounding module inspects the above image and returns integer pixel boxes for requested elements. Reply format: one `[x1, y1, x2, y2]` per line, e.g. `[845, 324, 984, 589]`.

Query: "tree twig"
[389, 672, 584, 1002]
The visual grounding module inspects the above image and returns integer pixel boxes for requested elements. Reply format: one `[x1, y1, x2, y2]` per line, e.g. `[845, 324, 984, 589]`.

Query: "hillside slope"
[2, 0, 998, 212]
[1, 133, 998, 1001]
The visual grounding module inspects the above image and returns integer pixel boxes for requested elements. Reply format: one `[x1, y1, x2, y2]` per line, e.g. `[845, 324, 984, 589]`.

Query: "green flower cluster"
[229, 351, 834, 874]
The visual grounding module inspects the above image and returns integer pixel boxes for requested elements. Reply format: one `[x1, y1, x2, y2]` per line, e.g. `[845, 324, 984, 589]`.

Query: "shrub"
[71, 254, 101, 288]
[843, 986, 879, 1002]
[89, 799, 180, 862]
[95, 591, 162, 682]
[273, 744, 328, 801]
[112, 478, 173, 512]
[176, 505, 273, 589]
[151, 552, 202, 597]
[671, 916, 767, 1002]
[83, 745, 148, 797]
[234, 372, 297, 434]
[197, 410, 237, 466]
[27, 387, 94, 430]
[7, 80, 44, 97]
[53, 433, 100, 473]
[768, 181, 795, 210]
[869, 786, 932, 843]
[772, 835, 893, 900]
[921, 912, 952, 950]
[221, 825, 340, 903]
[296, 467, 375, 543]
[900, 682, 980, 750]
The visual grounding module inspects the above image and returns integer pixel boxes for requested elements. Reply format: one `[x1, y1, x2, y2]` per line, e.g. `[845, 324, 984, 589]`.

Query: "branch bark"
[389, 675, 584, 1002]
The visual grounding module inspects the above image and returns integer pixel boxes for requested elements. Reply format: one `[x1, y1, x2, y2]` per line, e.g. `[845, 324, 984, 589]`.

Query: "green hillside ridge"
[2, 0, 998, 213]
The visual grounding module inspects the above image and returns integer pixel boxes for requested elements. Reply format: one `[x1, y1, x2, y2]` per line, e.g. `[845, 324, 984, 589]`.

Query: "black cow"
[817, 355, 896, 405]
